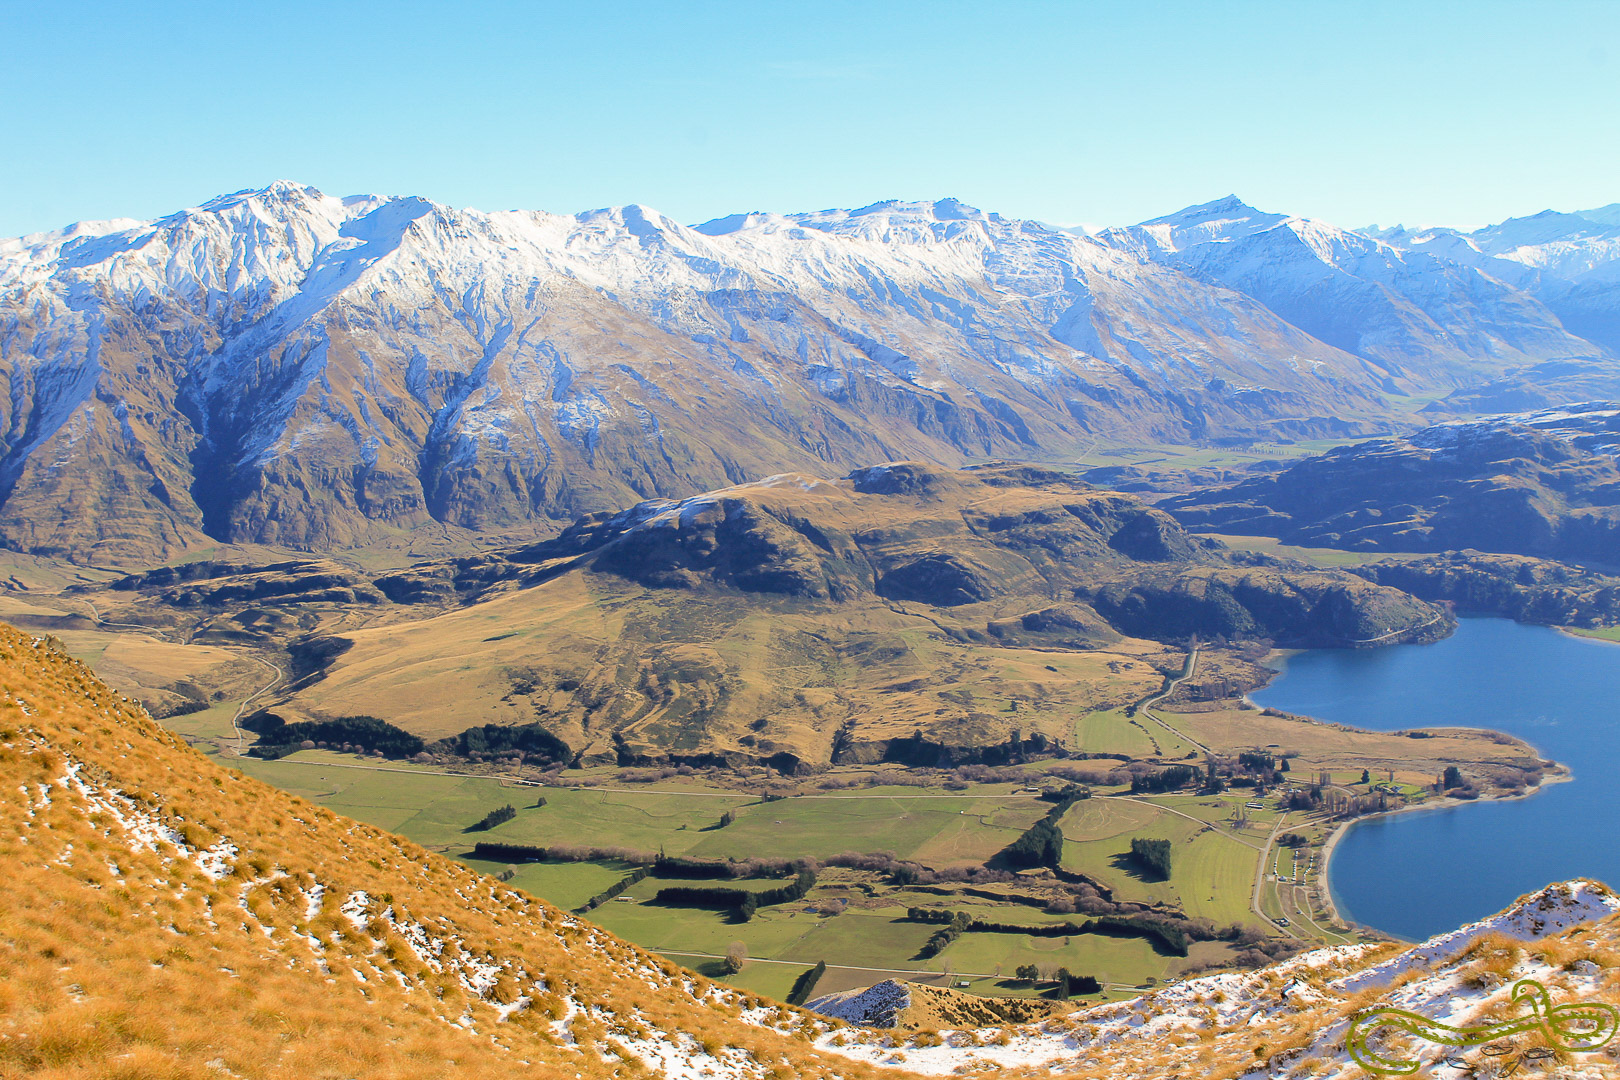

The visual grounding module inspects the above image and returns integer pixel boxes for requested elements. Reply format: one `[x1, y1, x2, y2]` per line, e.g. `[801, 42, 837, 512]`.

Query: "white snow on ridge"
[1331, 879, 1620, 994]
[813, 881, 1620, 1077]
[806, 979, 911, 1027]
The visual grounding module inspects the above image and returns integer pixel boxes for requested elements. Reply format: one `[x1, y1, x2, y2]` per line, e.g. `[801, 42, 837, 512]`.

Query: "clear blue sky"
[2, 0, 1617, 237]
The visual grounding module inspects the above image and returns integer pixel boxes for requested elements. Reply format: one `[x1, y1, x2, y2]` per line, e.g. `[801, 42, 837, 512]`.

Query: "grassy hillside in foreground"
[7, 620, 1620, 1080]
[0, 624, 886, 1080]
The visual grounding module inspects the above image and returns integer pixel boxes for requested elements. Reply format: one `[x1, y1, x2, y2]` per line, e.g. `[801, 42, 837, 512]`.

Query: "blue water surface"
[1249, 618, 1620, 941]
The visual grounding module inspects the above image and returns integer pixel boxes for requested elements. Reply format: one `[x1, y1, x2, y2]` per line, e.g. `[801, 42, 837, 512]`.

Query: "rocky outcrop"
[1087, 566, 1449, 647]
[1164, 404, 1620, 562]
[1350, 551, 1620, 628]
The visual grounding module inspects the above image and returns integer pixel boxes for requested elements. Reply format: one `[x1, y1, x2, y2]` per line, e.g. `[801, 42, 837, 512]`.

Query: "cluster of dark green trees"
[1129, 837, 1173, 880]
[906, 907, 1190, 957]
[572, 866, 651, 914]
[467, 843, 797, 880]
[245, 713, 425, 759]
[450, 721, 572, 764]
[1129, 764, 1200, 794]
[917, 911, 973, 958]
[996, 818, 1066, 869]
[655, 868, 817, 922]
[1012, 965, 1101, 997]
[468, 804, 516, 831]
[994, 785, 1090, 870]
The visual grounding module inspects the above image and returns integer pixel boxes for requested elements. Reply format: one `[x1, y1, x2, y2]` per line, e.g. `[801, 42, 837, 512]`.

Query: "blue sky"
[2, 0, 1616, 237]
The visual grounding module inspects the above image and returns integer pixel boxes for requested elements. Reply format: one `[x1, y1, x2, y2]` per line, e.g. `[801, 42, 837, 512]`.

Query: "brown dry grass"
[0, 624, 901, 1080]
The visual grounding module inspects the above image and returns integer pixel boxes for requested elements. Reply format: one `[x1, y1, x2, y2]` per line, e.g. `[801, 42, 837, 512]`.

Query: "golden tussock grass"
[0, 627, 900, 1080]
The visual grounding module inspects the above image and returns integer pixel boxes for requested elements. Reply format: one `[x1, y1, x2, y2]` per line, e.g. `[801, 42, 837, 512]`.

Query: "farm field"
[459, 856, 632, 911]
[1201, 534, 1427, 568]
[1072, 707, 1195, 758]
[1057, 799, 1262, 924]
[229, 749, 1235, 993]
[231, 753, 1058, 865]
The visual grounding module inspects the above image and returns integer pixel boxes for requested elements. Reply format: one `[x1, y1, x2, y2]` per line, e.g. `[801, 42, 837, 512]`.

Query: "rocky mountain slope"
[73, 462, 1445, 767]
[0, 184, 1396, 566]
[6, 629, 1618, 1078]
[8, 184, 1620, 568]
[1380, 204, 1620, 359]
[1098, 197, 1606, 391]
[1163, 403, 1620, 563]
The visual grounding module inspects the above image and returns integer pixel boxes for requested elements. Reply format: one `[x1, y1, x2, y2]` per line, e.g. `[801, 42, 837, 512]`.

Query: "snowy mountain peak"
[1145, 193, 1270, 226]
[691, 211, 792, 236]
[0, 183, 1613, 564]
[784, 198, 1019, 246]
[1582, 202, 1620, 226]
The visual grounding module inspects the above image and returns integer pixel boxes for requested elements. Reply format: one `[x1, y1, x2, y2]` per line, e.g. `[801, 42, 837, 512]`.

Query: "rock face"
[1163, 403, 1620, 563]
[8, 184, 1615, 567]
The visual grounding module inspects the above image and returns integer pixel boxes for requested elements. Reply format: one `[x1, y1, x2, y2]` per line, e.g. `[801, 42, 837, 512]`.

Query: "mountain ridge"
[7, 183, 1612, 567]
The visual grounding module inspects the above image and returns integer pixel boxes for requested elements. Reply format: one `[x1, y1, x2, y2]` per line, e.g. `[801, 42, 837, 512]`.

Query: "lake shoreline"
[1318, 762, 1574, 942]
[1243, 638, 1571, 941]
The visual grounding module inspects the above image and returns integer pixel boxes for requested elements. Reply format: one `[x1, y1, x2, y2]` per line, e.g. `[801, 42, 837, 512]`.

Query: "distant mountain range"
[4, 183, 1618, 564]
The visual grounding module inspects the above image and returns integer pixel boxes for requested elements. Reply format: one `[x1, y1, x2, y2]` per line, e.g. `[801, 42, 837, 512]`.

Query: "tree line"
[905, 907, 1190, 956]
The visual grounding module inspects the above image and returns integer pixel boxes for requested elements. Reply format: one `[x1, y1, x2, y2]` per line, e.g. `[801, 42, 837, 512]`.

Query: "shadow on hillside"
[692, 959, 731, 979]
[1108, 850, 1168, 883]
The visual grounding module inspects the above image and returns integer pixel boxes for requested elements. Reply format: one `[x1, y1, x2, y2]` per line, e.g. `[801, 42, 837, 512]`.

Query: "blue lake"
[1249, 617, 1620, 942]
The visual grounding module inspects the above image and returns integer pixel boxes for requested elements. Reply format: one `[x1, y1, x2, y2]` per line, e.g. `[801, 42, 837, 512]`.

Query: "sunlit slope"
[283, 462, 1443, 764]
[0, 625, 892, 1080]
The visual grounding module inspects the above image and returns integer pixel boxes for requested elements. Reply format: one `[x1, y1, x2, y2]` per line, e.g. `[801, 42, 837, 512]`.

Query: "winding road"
[1134, 645, 1210, 754]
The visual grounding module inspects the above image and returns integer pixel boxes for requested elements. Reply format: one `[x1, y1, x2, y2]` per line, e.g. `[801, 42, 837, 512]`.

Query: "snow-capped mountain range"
[1, 182, 1616, 563]
[1374, 206, 1620, 356]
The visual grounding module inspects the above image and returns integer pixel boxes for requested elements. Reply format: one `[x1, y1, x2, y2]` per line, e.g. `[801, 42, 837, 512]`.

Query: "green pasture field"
[1140, 793, 1283, 831]
[681, 794, 1048, 866]
[1058, 797, 1262, 925]
[234, 756, 1053, 866]
[460, 857, 633, 911]
[1074, 708, 1180, 757]
[936, 926, 1191, 988]
[226, 752, 1284, 999]
[1568, 626, 1620, 643]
